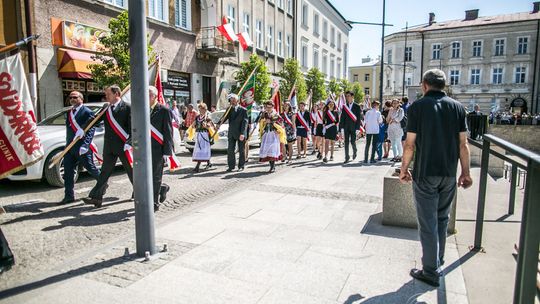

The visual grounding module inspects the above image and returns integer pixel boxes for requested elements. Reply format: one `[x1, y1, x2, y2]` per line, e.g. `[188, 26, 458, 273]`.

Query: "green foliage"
[327, 78, 340, 97]
[89, 11, 155, 90]
[234, 54, 271, 102]
[277, 58, 307, 102]
[305, 68, 327, 105]
[350, 82, 365, 104]
[339, 78, 352, 94]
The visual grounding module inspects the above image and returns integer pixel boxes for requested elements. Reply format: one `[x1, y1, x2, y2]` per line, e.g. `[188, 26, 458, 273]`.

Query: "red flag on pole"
[237, 32, 253, 50]
[217, 16, 238, 42]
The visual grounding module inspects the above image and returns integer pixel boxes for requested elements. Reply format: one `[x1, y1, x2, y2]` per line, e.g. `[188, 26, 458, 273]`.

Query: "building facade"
[295, 0, 351, 81]
[384, 3, 540, 114]
[348, 57, 380, 100]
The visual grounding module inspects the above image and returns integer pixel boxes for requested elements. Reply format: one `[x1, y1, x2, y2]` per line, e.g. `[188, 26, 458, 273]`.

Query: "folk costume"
[258, 110, 286, 172]
[187, 112, 218, 172]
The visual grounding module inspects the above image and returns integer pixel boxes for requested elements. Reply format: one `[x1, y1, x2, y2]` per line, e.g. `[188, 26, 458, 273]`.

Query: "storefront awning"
[56, 48, 97, 79]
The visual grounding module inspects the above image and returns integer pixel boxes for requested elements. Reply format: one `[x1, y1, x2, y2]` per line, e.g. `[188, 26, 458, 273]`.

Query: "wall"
[488, 125, 540, 154]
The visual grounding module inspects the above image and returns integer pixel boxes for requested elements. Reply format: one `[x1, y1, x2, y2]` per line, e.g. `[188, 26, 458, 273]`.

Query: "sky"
[330, 0, 537, 66]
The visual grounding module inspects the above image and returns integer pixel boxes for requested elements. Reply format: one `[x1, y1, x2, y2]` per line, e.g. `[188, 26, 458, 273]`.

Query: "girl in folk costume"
[322, 99, 340, 162]
[281, 101, 296, 164]
[259, 101, 287, 173]
[187, 103, 218, 172]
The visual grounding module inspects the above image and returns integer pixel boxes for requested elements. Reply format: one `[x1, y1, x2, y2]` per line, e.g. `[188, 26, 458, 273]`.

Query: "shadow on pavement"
[0, 253, 136, 300]
[361, 212, 419, 241]
[221, 171, 270, 179]
[42, 207, 134, 231]
[342, 280, 433, 304]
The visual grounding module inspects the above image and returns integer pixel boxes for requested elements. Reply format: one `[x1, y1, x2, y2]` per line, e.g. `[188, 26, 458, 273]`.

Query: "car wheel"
[43, 149, 79, 187]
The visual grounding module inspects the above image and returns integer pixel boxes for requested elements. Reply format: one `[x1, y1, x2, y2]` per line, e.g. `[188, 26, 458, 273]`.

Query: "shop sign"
[63, 20, 108, 52]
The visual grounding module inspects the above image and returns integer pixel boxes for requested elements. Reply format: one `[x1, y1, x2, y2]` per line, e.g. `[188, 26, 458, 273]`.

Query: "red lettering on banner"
[0, 72, 42, 155]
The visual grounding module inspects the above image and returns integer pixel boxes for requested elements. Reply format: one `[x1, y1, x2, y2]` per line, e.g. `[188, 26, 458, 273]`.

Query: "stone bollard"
[382, 168, 457, 234]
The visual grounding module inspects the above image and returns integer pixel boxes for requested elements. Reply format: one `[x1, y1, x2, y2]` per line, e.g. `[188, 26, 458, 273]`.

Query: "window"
[175, 0, 191, 30]
[517, 37, 528, 54]
[337, 33, 341, 50]
[470, 69, 480, 85]
[515, 66, 526, 83]
[286, 34, 292, 57]
[451, 42, 461, 58]
[330, 27, 335, 46]
[242, 13, 250, 34]
[364, 74, 370, 81]
[301, 43, 308, 67]
[277, 0, 283, 9]
[492, 67, 503, 84]
[494, 39, 505, 56]
[472, 40, 482, 57]
[148, 0, 168, 22]
[387, 49, 392, 64]
[322, 20, 328, 41]
[406, 77, 412, 86]
[404, 46, 412, 62]
[313, 47, 319, 68]
[302, 3, 308, 27]
[432, 44, 441, 60]
[322, 52, 328, 75]
[353, 74, 359, 82]
[268, 26, 274, 53]
[449, 70, 460, 85]
[277, 31, 283, 57]
[227, 5, 236, 31]
[337, 62, 341, 79]
[287, 0, 292, 14]
[313, 14, 319, 35]
[364, 88, 370, 95]
[103, 0, 125, 8]
[256, 20, 263, 48]
[330, 57, 335, 78]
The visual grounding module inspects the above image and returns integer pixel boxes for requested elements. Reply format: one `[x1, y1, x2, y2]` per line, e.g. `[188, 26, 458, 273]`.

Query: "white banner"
[0, 53, 44, 178]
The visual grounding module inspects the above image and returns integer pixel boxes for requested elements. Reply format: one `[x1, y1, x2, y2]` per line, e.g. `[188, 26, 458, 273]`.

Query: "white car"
[185, 110, 261, 152]
[6, 103, 181, 187]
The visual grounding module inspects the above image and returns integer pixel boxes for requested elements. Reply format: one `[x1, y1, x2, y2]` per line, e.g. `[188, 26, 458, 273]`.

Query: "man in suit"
[59, 91, 101, 205]
[222, 93, 248, 172]
[148, 86, 173, 211]
[339, 91, 362, 163]
[83, 85, 133, 208]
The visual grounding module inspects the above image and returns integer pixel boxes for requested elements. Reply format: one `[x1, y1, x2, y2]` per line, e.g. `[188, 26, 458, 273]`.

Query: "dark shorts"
[315, 124, 324, 137]
[324, 126, 337, 140]
[296, 128, 308, 138]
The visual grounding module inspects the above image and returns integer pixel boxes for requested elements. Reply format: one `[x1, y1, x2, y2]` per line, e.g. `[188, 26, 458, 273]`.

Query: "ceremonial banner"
[0, 54, 44, 178]
[239, 72, 256, 117]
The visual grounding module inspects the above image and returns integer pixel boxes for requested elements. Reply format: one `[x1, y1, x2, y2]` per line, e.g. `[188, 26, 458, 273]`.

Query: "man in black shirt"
[400, 69, 473, 287]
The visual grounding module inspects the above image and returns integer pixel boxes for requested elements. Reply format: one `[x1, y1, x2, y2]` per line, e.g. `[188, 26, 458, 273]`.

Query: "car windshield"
[209, 110, 260, 124]
[38, 105, 102, 126]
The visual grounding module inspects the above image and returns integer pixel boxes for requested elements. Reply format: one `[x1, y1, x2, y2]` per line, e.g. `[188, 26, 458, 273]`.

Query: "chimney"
[533, 2, 540, 13]
[428, 12, 435, 25]
[362, 56, 371, 63]
[465, 9, 479, 21]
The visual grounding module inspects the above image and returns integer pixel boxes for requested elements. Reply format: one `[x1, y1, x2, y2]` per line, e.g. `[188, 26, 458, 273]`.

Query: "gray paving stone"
[169, 245, 243, 274]
[257, 287, 339, 304]
[219, 253, 295, 286]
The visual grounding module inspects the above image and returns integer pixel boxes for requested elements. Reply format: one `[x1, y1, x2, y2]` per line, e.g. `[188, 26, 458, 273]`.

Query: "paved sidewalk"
[1, 149, 469, 303]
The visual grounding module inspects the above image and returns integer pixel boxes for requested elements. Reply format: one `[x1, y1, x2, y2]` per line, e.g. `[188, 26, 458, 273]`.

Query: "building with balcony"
[384, 2, 540, 114]
[349, 57, 381, 101]
[295, 0, 351, 81]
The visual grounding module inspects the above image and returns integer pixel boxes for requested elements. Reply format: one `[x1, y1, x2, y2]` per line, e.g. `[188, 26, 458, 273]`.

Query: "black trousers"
[89, 150, 133, 199]
[0, 228, 14, 268]
[63, 149, 100, 200]
[227, 137, 245, 170]
[364, 134, 377, 161]
[343, 129, 357, 159]
[152, 155, 167, 205]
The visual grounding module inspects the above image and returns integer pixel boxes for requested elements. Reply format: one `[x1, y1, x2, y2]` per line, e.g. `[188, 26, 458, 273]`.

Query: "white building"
[384, 3, 540, 114]
[295, 0, 351, 80]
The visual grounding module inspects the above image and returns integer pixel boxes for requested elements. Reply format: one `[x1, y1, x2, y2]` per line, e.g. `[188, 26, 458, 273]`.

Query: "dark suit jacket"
[150, 103, 174, 158]
[223, 106, 248, 140]
[295, 111, 311, 129]
[65, 105, 96, 153]
[339, 102, 362, 131]
[101, 100, 131, 154]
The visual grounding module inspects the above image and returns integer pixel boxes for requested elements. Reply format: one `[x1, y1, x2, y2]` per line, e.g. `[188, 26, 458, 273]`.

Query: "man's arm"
[81, 109, 96, 149]
[399, 132, 416, 183]
[239, 109, 248, 139]
[458, 131, 473, 188]
[162, 109, 174, 156]
[354, 104, 361, 130]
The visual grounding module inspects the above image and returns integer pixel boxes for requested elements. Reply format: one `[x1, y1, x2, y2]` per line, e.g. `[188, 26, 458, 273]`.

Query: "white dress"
[192, 115, 212, 161]
[259, 114, 281, 162]
[387, 108, 404, 140]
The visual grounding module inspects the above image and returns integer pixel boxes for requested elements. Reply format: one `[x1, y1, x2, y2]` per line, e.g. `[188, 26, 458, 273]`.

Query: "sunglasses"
[69, 96, 79, 99]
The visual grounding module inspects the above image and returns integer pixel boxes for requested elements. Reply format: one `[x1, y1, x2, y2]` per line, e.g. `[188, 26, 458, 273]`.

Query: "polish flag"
[237, 32, 253, 50]
[217, 16, 238, 42]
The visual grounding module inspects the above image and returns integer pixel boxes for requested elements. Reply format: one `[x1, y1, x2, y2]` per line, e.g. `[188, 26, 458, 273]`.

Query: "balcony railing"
[196, 27, 235, 58]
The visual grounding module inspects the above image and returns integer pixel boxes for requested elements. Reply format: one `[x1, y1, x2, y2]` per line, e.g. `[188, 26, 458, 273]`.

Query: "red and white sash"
[282, 113, 294, 128]
[326, 110, 337, 124]
[296, 112, 310, 129]
[150, 124, 181, 171]
[317, 110, 323, 124]
[309, 111, 317, 125]
[69, 107, 102, 162]
[106, 105, 132, 166]
[342, 103, 357, 122]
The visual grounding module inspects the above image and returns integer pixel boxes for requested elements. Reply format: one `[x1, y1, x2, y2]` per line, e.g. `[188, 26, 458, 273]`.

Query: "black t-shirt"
[407, 90, 467, 179]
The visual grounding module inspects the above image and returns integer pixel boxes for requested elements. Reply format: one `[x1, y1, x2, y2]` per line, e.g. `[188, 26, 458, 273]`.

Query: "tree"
[277, 58, 307, 102]
[339, 78, 352, 94]
[89, 11, 155, 90]
[350, 82, 365, 104]
[305, 68, 326, 105]
[327, 78, 341, 97]
[233, 53, 271, 103]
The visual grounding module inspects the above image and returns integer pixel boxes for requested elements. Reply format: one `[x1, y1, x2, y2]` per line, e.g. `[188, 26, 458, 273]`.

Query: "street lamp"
[346, 0, 393, 104]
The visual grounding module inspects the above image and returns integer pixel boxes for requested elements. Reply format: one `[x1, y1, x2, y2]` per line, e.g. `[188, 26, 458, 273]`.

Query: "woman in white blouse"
[386, 99, 404, 162]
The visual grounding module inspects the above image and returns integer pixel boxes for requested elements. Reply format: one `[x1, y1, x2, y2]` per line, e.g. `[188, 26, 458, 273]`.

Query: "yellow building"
[348, 57, 381, 101]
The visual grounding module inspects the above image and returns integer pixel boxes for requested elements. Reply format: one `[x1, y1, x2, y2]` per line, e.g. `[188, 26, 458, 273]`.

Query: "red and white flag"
[237, 32, 253, 50]
[217, 16, 238, 42]
[0, 53, 44, 178]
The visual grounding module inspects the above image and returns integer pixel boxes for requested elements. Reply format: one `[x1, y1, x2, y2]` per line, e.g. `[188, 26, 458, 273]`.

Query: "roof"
[404, 11, 540, 34]
[325, 0, 353, 30]
[349, 60, 380, 68]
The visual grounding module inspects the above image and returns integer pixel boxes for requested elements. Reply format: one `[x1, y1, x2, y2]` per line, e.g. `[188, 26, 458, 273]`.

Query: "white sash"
[296, 112, 310, 129]
[282, 113, 293, 127]
[342, 103, 357, 122]
[106, 106, 129, 142]
[68, 108, 83, 134]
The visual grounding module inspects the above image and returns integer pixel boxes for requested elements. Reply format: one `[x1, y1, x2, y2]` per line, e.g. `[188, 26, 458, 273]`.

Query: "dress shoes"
[82, 197, 103, 208]
[409, 268, 440, 287]
[159, 185, 170, 203]
[56, 198, 76, 205]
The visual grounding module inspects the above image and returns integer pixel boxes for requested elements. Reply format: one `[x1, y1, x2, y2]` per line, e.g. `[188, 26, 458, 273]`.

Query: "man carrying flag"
[83, 85, 133, 208]
[58, 90, 101, 205]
